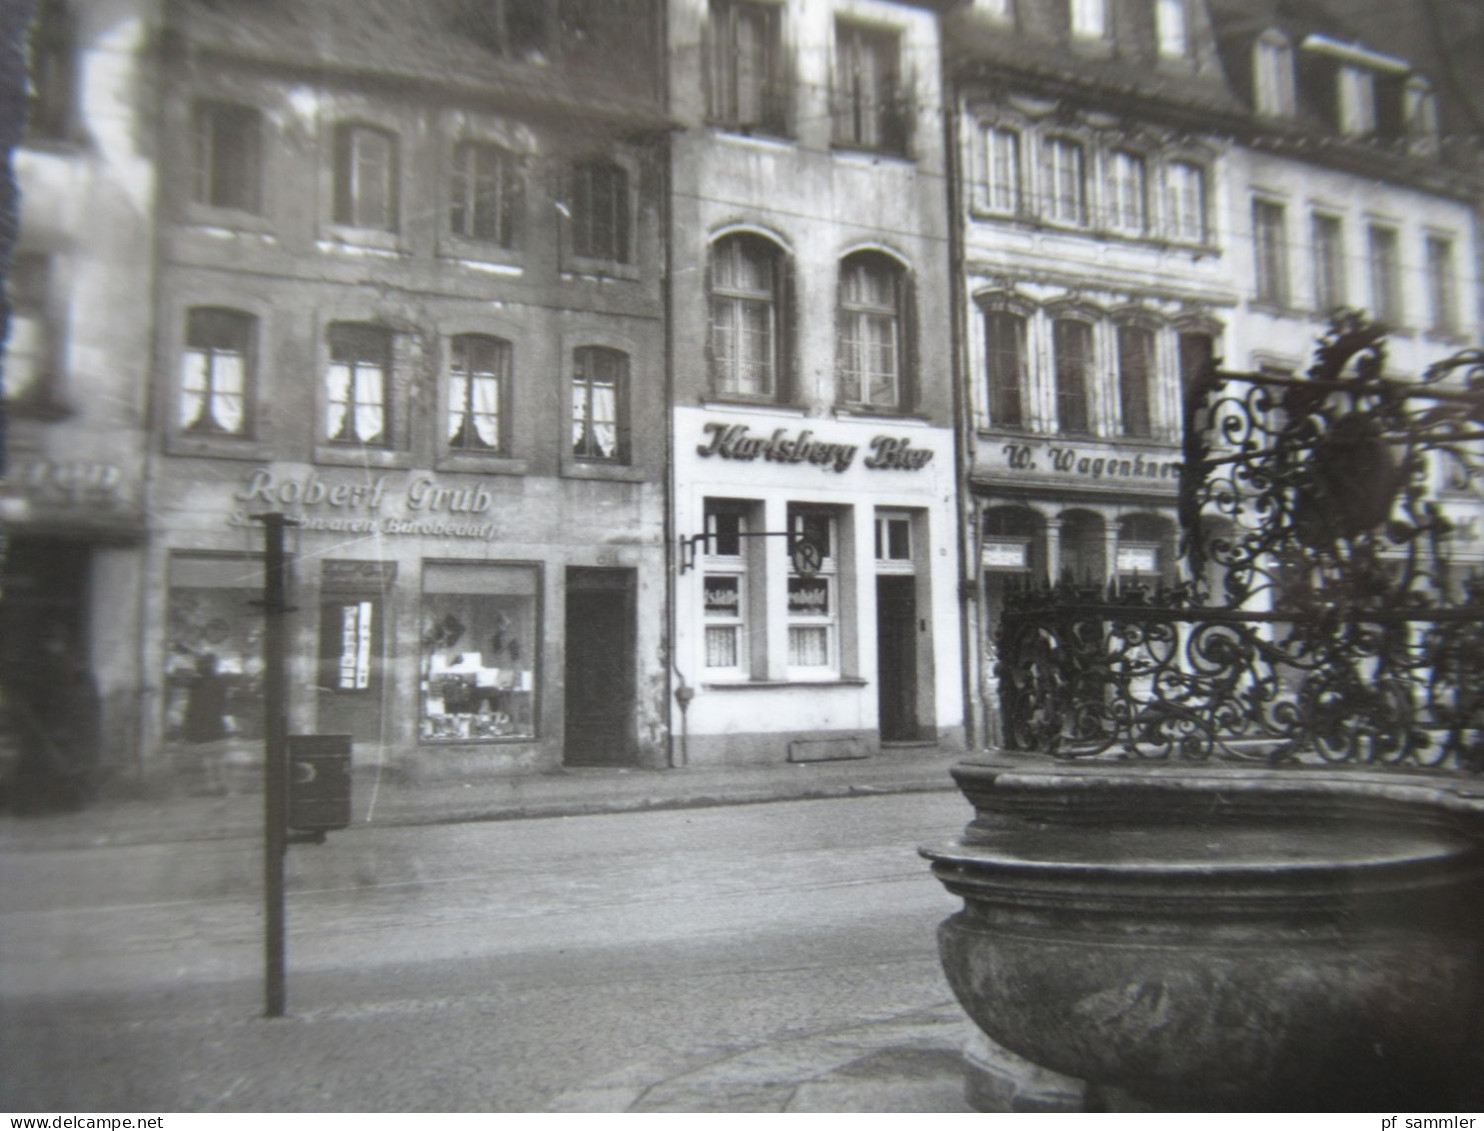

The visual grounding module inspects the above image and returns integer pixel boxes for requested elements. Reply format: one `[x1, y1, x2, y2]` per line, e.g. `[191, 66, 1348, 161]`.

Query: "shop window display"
[165, 569, 264, 743]
[420, 564, 537, 740]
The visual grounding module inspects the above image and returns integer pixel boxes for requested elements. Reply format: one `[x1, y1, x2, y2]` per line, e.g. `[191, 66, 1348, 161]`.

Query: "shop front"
[672, 406, 964, 766]
[144, 459, 667, 786]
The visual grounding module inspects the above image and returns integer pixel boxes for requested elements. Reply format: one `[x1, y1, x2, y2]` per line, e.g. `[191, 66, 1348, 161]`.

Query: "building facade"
[141, 0, 673, 785]
[2, 0, 160, 792]
[943, 0, 1243, 740]
[666, 0, 965, 765]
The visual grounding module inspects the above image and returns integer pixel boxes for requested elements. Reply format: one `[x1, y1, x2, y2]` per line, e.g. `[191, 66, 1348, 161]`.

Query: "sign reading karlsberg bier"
[697, 423, 935, 473]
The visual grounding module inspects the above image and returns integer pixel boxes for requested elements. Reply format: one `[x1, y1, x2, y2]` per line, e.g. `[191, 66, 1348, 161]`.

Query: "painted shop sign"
[222, 469, 503, 541]
[1001, 442, 1181, 483]
[697, 423, 935, 473]
[9, 459, 126, 505]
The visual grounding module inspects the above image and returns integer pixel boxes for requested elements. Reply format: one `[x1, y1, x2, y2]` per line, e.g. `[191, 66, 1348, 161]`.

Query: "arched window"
[448, 334, 510, 453]
[710, 233, 785, 400]
[181, 307, 254, 436]
[572, 346, 629, 463]
[837, 253, 908, 410]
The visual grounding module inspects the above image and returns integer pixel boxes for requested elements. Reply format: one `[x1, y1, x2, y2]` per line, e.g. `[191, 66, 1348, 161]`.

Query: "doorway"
[876, 575, 919, 741]
[563, 567, 636, 766]
[317, 593, 386, 745]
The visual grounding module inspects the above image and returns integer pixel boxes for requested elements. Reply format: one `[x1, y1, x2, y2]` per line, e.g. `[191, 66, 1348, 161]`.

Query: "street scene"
[4, 0, 1484, 1114]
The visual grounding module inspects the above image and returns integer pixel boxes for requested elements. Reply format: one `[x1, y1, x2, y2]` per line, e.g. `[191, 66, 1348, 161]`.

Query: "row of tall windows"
[707, 1, 909, 155]
[709, 235, 915, 412]
[191, 101, 631, 262]
[975, 122, 1208, 243]
[1252, 198, 1461, 332]
[983, 307, 1213, 438]
[973, 0, 1192, 59]
[178, 310, 629, 462]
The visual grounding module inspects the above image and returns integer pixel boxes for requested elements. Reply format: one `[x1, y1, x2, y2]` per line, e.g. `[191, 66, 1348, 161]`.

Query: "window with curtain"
[181, 308, 253, 436]
[333, 124, 398, 231]
[708, 0, 786, 133]
[1042, 137, 1085, 225]
[572, 346, 628, 462]
[837, 254, 905, 410]
[1117, 324, 1155, 438]
[449, 141, 521, 247]
[447, 334, 509, 453]
[326, 323, 391, 445]
[1053, 318, 1093, 434]
[711, 234, 783, 399]
[570, 159, 630, 263]
[984, 309, 1027, 428]
[703, 501, 749, 675]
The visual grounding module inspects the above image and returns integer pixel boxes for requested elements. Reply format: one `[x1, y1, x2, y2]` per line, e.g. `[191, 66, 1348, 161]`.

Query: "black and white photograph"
[1, 0, 1483, 1115]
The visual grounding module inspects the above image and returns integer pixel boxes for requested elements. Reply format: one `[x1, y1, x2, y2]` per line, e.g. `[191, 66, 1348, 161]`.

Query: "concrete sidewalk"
[0, 745, 971, 850]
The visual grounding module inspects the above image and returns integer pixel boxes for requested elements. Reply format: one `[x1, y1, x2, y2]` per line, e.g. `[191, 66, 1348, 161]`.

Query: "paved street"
[0, 791, 976, 1112]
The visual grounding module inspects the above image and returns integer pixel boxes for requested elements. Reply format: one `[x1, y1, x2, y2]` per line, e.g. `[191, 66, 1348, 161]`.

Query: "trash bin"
[287, 734, 352, 832]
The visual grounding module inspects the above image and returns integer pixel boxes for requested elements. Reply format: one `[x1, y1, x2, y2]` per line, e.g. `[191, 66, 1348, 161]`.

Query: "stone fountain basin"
[922, 758, 1484, 1111]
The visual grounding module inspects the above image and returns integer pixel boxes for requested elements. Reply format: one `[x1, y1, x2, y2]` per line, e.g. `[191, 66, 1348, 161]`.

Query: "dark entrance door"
[564, 567, 636, 766]
[876, 575, 919, 741]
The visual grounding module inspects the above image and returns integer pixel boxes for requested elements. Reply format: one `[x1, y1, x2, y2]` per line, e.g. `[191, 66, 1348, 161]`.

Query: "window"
[837, 254, 905, 410]
[1407, 78, 1440, 150]
[1107, 150, 1147, 234]
[421, 563, 538, 741]
[449, 141, 521, 247]
[1312, 213, 1346, 313]
[1178, 330, 1215, 401]
[463, 0, 549, 60]
[447, 334, 509, 453]
[708, 0, 786, 134]
[1367, 223, 1401, 325]
[1254, 33, 1295, 118]
[703, 502, 749, 674]
[570, 159, 630, 263]
[787, 508, 837, 672]
[26, 0, 73, 140]
[572, 346, 629, 462]
[984, 309, 1027, 428]
[980, 124, 1021, 214]
[166, 555, 267, 744]
[1156, 0, 1188, 57]
[833, 21, 906, 154]
[325, 323, 391, 446]
[1338, 65, 1377, 136]
[711, 234, 783, 400]
[1053, 319, 1093, 434]
[3, 253, 53, 408]
[1426, 235, 1457, 334]
[1070, 0, 1106, 38]
[181, 308, 253, 436]
[192, 102, 263, 214]
[1252, 199, 1289, 306]
[875, 513, 913, 563]
[1042, 137, 1086, 226]
[973, 0, 1013, 20]
[333, 124, 398, 231]
[1165, 161, 1205, 243]
[1117, 324, 1155, 438]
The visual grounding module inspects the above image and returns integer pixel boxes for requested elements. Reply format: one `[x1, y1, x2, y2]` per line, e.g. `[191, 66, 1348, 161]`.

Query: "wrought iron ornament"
[998, 316, 1484, 770]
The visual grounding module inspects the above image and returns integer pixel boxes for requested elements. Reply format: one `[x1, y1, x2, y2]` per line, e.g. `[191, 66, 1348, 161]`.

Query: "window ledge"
[1423, 328, 1470, 348]
[313, 446, 415, 470]
[436, 234, 524, 274]
[829, 144, 913, 165]
[701, 677, 868, 690]
[317, 227, 408, 258]
[710, 124, 795, 147]
[434, 453, 530, 477]
[834, 405, 931, 424]
[561, 257, 641, 283]
[166, 434, 275, 461]
[181, 204, 275, 236]
[561, 462, 646, 483]
[1249, 301, 1306, 319]
[700, 396, 799, 415]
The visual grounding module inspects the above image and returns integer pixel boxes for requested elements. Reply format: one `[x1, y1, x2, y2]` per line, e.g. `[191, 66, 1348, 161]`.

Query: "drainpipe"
[941, 35, 980, 751]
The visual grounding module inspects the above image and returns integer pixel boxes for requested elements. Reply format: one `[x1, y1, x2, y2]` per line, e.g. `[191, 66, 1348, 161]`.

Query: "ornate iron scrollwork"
[999, 316, 1484, 770]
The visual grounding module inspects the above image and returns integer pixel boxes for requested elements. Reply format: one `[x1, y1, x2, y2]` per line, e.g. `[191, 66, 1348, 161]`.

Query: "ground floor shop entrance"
[876, 575, 920, 741]
[317, 561, 393, 746]
[563, 567, 636, 767]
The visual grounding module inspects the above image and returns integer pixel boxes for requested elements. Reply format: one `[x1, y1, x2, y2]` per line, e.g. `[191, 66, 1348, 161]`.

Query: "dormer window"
[1070, 0, 1106, 40]
[1254, 31, 1295, 118]
[1406, 77, 1440, 150]
[1337, 65, 1376, 136]
[1156, 0, 1188, 59]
